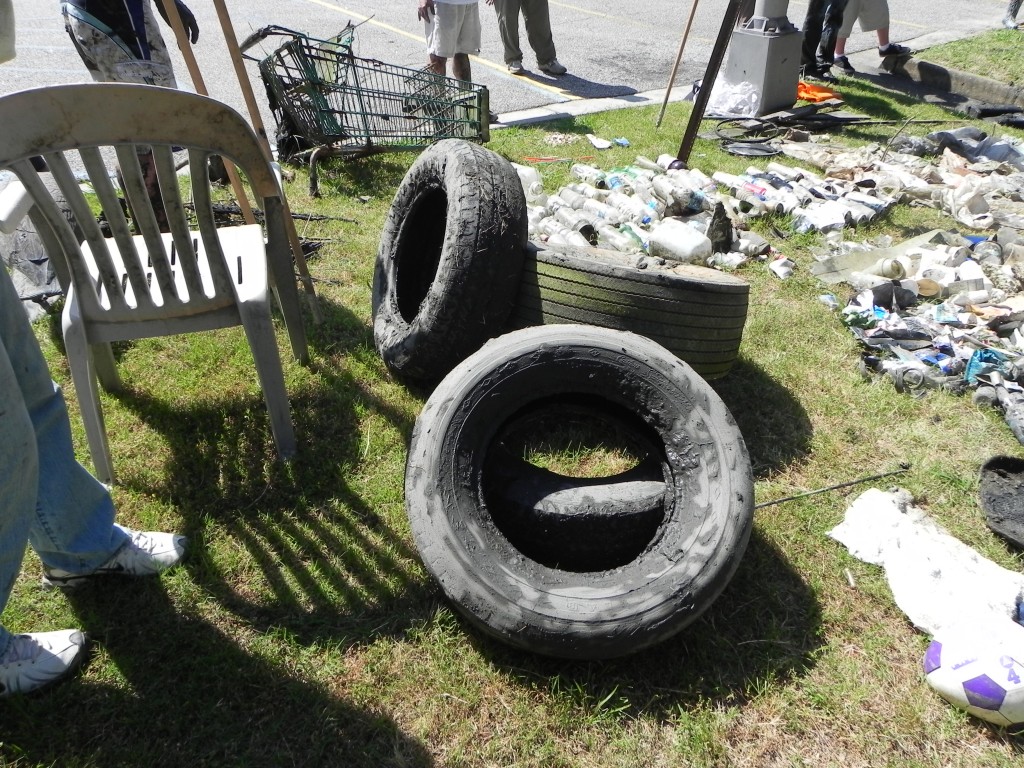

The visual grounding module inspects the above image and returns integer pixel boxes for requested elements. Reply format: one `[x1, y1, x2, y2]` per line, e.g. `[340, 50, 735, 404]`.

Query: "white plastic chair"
[0, 83, 309, 484]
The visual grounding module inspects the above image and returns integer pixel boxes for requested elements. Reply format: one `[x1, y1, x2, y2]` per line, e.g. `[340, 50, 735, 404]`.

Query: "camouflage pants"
[61, 1, 177, 88]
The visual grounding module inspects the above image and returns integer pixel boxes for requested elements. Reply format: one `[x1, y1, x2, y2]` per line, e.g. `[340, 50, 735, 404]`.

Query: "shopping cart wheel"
[372, 139, 528, 384]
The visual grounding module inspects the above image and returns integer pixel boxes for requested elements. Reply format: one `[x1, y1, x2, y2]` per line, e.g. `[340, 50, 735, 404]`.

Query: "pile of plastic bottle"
[515, 154, 718, 263]
[831, 231, 1024, 442]
[514, 153, 902, 270]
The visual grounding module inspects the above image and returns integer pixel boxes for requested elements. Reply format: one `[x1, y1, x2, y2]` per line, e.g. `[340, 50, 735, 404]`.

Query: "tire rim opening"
[482, 396, 669, 573]
[395, 186, 447, 323]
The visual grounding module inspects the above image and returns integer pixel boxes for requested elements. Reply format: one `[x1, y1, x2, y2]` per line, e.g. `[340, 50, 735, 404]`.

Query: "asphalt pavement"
[0, 0, 1016, 137]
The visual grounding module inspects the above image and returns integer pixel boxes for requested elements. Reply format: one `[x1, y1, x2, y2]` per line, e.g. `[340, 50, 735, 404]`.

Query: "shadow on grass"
[453, 525, 822, 724]
[0, 580, 433, 767]
[711, 357, 814, 478]
[94, 295, 432, 650]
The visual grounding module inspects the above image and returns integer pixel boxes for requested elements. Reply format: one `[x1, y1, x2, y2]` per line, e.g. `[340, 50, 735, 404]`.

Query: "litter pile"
[518, 154, 777, 268]
[516, 125, 1024, 443]
[780, 128, 1024, 443]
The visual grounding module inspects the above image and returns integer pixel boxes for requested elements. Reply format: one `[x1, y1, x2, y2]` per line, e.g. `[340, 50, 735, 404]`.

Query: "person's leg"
[425, 2, 456, 75]
[0, 272, 41, 658]
[451, 2, 481, 81]
[0, 270, 126, 576]
[1004, 0, 1022, 27]
[0, 278, 86, 694]
[521, 0, 556, 66]
[62, 1, 175, 231]
[427, 53, 448, 75]
[492, 0, 523, 66]
[800, 0, 828, 71]
[452, 52, 471, 81]
[61, 2, 176, 87]
[817, 0, 849, 69]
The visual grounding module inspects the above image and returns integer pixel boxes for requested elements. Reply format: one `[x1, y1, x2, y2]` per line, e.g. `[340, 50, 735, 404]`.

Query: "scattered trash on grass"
[829, 487, 1024, 731]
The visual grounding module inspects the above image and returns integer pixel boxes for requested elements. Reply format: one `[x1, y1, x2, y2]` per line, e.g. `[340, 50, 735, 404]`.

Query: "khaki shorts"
[424, 2, 481, 58]
[839, 0, 890, 37]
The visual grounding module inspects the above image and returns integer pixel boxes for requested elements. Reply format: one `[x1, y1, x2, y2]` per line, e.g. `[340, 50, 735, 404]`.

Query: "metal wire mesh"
[258, 31, 488, 156]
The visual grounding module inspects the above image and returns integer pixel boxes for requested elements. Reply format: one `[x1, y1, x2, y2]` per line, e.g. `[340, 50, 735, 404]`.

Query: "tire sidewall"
[406, 325, 754, 658]
[372, 139, 527, 383]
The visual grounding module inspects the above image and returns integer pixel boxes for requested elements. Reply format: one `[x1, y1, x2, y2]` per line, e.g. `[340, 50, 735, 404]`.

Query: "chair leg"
[265, 207, 310, 366]
[62, 306, 115, 484]
[236, 297, 297, 461]
[271, 276, 310, 367]
[91, 342, 122, 392]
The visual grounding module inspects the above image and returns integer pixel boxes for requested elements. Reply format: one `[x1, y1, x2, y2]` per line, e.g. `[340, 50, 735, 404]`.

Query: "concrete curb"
[891, 58, 1024, 110]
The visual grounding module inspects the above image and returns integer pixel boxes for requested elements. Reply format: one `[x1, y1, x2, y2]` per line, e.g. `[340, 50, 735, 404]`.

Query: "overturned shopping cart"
[243, 24, 490, 196]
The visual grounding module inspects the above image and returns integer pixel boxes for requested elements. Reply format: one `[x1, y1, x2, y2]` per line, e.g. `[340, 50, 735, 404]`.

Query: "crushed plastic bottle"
[570, 163, 608, 188]
[511, 162, 548, 206]
[647, 217, 712, 264]
[595, 220, 643, 252]
[538, 217, 591, 248]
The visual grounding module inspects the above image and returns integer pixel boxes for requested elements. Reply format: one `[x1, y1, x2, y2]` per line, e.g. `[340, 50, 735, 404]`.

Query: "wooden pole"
[675, 0, 744, 166]
[210, 0, 321, 322]
[156, 0, 257, 226]
[655, 0, 701, 129]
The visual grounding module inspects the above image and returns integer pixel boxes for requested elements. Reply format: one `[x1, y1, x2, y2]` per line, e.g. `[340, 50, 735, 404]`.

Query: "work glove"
[156, 0, 199, 43]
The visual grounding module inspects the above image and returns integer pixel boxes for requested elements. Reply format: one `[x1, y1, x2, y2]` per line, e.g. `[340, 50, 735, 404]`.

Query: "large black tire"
[372, 139, 528, 384]
[509, 242, 750, 379]
[405, 324, 754, 659]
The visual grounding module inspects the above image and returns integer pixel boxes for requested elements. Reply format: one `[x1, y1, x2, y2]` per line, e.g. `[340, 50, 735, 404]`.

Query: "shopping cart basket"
[244, 25, 490, 196]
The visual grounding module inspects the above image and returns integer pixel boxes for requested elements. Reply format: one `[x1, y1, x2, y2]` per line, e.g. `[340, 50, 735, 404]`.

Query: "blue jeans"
[0, 267, 126, 656]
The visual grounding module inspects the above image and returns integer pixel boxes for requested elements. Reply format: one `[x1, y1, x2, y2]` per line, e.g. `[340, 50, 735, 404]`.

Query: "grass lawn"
[915, 29, 1024, 86]
[3, 37, 1024, 768]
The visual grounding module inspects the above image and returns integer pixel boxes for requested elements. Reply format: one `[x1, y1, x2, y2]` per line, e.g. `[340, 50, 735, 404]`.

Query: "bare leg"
[876, 28, 891, 47]
[452, 53, 471, 82]
[427, 53, 447, 76]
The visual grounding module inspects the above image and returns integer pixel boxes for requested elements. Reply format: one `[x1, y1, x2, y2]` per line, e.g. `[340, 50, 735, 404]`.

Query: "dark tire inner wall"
[405, 324, 755, 659]
[395, 188, 446, 324]
[484, 397, 669, 573]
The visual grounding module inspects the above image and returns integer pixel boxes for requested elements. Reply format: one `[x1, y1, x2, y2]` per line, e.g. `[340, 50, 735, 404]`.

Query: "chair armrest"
[0, 178, 33, 235]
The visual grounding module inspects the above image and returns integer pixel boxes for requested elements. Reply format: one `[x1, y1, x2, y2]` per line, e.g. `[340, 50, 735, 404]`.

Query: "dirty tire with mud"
[404, 324, 754, 659]
[980, 455, 1024, 547]
[509, 242, 750, 380]
[372, 139, 528, 384]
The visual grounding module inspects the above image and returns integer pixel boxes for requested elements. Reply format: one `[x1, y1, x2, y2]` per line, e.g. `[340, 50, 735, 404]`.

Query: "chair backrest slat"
[189, 149, 236, 294]
[79, 146, 157, 311]
[111, 145, 181, 309]
[34, 150, 134, 316]
[151, 145, 215, 302]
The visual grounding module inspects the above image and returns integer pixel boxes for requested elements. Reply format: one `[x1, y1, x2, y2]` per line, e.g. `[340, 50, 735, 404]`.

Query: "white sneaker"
[539, 58, 567, 76]
[507, 59, 524, 74]
[42, 527, 187, 590]
[0, 630, 87, 697]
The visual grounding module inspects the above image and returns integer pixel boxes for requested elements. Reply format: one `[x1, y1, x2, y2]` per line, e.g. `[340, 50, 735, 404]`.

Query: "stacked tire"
[372, 141, 754, 658]
[509, 242, 750, 380]
[372, 139, 528, 384]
